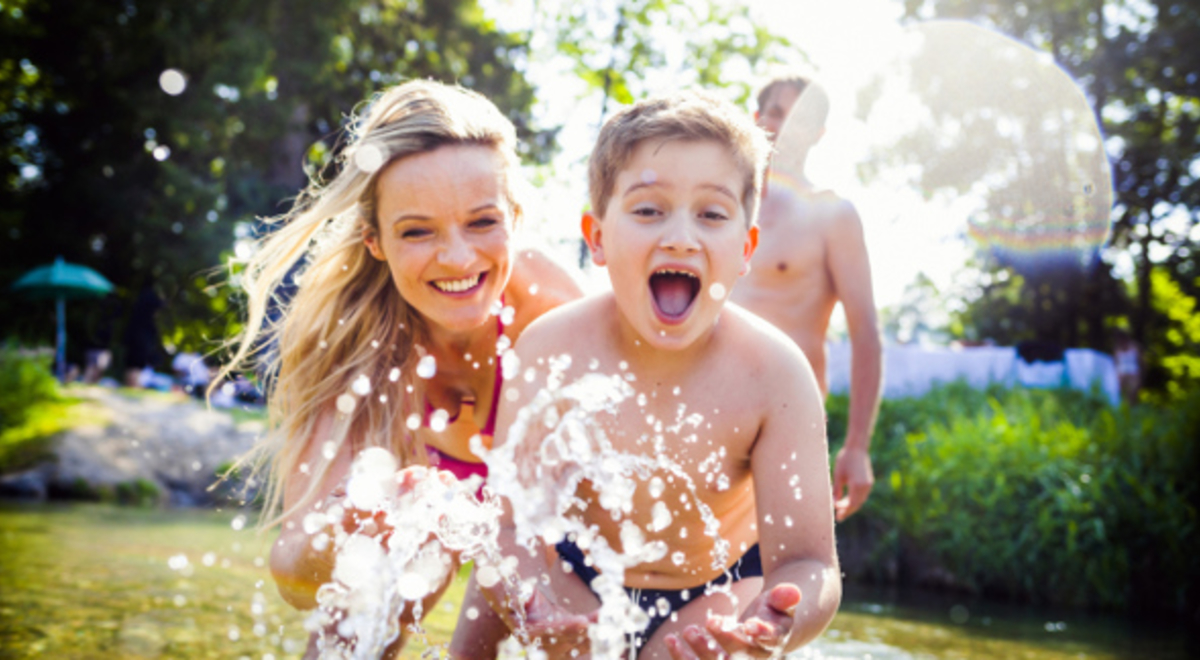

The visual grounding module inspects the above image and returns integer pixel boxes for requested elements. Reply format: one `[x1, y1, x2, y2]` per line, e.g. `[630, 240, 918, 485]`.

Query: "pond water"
[0, 503, 1188, 659]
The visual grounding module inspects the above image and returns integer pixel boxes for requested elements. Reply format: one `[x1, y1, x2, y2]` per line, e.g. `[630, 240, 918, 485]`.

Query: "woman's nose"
[437, 230, 475, 267]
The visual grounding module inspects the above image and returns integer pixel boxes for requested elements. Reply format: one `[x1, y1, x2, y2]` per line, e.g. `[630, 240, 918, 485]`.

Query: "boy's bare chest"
[597, 383, 760, 478]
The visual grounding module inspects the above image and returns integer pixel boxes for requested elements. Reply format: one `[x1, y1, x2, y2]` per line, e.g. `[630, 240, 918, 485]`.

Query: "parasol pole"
[56, 295, 66, 382]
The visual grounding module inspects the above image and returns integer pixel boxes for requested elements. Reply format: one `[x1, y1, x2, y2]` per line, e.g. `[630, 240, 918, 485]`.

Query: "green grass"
[0, 395, 110, 474]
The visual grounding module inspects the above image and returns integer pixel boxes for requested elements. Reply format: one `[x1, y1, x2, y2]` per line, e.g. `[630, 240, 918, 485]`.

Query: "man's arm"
[826, 200, 882, 521]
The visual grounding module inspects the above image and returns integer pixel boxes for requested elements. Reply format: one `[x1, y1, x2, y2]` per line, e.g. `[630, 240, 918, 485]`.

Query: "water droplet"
[671, 551, 685, 566]
[351, 374, 371, 396]
[476, 565, 501, 588]
[648, 477, 665, 498]
[500, 305, 516, 326]
[501, 350, 520, 380]
[466, 606, 480, 620]
[336, 394, 356, 414]
[785, 515, 794, 527]
[322, 441, 337, 459]
[708, 282, 727, 300]
[655, 597, 670, 616]
[716, 474, 730, 491]
[505, 387, 520, 402]
[159, 69, 187, 95]
[416, 355, 437, 379]
[429, 409, 450, 433]
[650, 501, 673, 532]
[763, 514, 774, 525]
[618, 360, 629, 371]
[354, 144, 385, 172]
[636, 393, 647, 407]
[152, 145, 171, 161]
[405, 413, 421, 430]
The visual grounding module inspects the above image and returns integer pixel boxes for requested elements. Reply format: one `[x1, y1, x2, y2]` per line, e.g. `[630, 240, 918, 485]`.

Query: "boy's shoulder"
[718, 303, 814, 374]
[514, 292, 616, 354]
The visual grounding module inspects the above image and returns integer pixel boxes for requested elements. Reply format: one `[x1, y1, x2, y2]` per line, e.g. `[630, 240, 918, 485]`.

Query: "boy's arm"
[668, 347, 841, 658]
[827, 200, 882, 521]
[478, 327, 593, 648]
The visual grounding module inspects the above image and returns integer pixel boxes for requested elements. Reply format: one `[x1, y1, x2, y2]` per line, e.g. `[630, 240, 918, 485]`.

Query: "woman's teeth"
[433, 273, 481, 292]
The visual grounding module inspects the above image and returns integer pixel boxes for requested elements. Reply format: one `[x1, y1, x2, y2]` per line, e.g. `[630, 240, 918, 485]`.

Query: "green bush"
[828, 382, 1200, 615]
[0, 344, 60, 432]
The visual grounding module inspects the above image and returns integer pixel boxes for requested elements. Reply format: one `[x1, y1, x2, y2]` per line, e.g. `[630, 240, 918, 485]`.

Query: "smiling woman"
[218, 79, 582, 658]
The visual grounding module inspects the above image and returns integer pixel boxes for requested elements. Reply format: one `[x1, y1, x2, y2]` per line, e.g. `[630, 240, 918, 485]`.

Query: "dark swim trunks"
[554, 539, 763, 655]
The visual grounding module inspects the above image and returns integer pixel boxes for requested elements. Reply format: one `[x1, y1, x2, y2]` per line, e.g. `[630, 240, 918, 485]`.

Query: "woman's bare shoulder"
[506, 247, 585, 335]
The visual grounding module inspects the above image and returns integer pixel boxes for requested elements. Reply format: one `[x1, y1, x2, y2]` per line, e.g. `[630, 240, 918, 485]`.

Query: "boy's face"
[755, 84, 800, 143]
[584, 139, 758, 351]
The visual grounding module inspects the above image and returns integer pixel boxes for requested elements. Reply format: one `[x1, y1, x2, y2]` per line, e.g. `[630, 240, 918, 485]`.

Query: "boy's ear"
[581, 211, 606, 267]
[740, 226, 759, 276]
[363, 227, 385, 261]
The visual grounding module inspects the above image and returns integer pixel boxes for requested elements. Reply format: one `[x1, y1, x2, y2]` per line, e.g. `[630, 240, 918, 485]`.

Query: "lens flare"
[798, 20, 1114, 275]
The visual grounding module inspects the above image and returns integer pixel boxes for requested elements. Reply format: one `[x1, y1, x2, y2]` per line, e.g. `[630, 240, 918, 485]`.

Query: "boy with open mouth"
[479, 90, 842, 659]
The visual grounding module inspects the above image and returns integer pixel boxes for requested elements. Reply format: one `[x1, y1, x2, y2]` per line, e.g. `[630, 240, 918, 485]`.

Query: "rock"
[0, 467, 50, 500]
[4, 388, 266, 507]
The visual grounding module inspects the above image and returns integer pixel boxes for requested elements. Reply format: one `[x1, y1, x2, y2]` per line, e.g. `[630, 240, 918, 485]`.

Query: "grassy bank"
[828, 383, 1200, 616]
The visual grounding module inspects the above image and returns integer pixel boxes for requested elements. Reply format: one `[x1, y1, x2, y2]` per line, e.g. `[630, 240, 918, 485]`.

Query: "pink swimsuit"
[422, 308, 504, 494]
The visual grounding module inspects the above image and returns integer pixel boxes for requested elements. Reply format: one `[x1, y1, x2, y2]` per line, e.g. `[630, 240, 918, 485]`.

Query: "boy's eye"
[469, 217, 501, 229]
[701, 208, 730, 222]
[632, 205, 662, 218]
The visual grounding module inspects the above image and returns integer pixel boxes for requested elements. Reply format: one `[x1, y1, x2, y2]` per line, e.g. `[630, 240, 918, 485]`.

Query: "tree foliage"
[896, 0, 1200, 394]
[0, 0, 543, 369]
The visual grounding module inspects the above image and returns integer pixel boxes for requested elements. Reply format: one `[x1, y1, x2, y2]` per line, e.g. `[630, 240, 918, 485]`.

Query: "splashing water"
[305, 448, 501, 659]
[481, 360, 735, 659]
[302, 356, 742, 659]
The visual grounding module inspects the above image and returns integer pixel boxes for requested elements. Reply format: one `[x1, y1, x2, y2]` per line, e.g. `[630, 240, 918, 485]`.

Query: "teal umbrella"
[11, 257, 115, 381]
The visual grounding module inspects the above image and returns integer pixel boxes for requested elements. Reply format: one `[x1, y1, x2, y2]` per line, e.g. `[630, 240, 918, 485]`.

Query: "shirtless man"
[731, 75, 883, 522]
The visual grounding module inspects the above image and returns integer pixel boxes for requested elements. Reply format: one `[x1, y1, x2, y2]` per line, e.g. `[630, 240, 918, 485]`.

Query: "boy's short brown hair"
[587, 91, 771, 225]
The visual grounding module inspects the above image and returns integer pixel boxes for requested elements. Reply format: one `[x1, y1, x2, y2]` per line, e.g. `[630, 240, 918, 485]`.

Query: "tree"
[890, 0, 1200, 392]
[0, 0, 544, 370]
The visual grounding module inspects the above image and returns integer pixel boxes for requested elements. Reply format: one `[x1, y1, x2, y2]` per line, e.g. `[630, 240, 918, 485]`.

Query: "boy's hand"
[832, 445, 874, 521]
[519, 588, 596, 655]
[664, 584, 800, 659]
[511, 588, 595, 652]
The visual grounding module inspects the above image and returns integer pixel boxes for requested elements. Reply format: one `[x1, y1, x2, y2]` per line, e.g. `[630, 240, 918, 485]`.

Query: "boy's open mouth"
[649, 268, 700, 323]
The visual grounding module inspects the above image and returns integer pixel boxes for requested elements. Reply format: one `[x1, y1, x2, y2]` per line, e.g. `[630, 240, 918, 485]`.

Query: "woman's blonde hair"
[219, 79, 520, 526]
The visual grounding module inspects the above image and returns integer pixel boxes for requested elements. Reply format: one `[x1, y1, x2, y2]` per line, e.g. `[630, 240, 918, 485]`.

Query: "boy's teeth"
[654, 268, 697, 278]
[433, 273, 480, 292]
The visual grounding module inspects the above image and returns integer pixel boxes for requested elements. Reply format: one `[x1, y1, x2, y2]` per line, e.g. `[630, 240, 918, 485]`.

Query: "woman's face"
[365, 144, 515, 336]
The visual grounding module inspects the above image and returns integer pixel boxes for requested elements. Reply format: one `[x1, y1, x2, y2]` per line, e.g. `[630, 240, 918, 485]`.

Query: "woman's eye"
[401, 227, 432, 239]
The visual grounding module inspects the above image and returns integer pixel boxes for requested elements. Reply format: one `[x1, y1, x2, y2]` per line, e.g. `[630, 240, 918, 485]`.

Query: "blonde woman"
[223, 79, 582, 658]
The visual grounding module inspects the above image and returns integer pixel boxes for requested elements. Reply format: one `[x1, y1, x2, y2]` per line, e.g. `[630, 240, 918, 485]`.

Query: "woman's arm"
[268, 411, 356, 609]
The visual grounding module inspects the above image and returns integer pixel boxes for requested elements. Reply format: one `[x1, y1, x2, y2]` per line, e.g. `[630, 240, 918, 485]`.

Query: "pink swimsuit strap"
[424, 445, 487, 499]
[422, 299, 506, 437]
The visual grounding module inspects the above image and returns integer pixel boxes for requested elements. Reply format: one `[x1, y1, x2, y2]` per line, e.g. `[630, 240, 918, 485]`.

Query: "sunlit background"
[1, 0, 1198, 658]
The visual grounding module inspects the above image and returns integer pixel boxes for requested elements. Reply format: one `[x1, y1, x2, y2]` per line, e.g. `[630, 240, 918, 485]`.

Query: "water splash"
[305, 449, 501, 659]
[482, 361, 734, 659]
